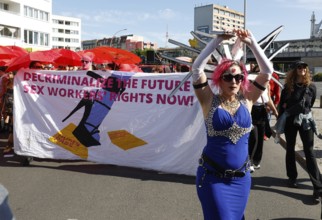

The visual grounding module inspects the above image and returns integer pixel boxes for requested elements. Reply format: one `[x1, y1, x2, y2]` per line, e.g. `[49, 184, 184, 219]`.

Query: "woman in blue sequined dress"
[192, 29, 274, 220]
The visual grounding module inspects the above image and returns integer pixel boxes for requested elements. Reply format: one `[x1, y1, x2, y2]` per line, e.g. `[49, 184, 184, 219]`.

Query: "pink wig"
[212, 59, 250, 92]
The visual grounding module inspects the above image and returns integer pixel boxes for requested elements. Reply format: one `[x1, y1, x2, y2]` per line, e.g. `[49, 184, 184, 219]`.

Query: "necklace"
[220, 95, 239, 115]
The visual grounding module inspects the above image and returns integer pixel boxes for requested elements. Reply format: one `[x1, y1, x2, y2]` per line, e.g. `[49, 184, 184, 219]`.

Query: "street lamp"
[110, 28, 127, 47]
[243, 0, 247, 63]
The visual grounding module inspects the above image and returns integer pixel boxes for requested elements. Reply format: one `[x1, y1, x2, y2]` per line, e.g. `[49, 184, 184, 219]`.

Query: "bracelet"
[193, 81, 208, 89]
[252, 80, 266, 91]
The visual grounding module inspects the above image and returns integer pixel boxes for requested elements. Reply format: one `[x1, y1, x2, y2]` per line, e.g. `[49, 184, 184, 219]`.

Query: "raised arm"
[192, 32, 233, 114]
[235, 29, 274, 103]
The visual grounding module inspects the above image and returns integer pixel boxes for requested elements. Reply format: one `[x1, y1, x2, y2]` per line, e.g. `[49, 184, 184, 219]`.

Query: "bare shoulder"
[239, 93, 253, 112]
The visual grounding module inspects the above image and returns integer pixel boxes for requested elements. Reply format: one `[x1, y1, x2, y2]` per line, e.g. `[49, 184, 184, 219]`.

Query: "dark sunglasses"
[297, 65, 307, 70]
[81, 60, 90, 64]
[221, 74, 244, 82]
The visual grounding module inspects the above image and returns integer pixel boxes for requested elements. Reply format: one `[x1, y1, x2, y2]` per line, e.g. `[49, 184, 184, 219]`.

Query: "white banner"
[14, 69, 206, 175]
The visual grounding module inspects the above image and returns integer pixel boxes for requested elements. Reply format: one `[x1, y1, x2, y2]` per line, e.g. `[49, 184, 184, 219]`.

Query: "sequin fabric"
[206, 94, 252, 144]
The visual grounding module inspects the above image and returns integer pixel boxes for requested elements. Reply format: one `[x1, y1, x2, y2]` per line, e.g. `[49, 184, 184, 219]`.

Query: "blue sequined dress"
[196, 94, 252, 220]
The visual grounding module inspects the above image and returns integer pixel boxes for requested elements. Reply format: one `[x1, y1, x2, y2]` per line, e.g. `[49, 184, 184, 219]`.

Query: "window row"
[52, 19, 79, 27]
[52, 28, 79, 35]
[24, 29, 49, 46]
[24, 6, 49, 22]
[52, 37, 79, 43]
[213, 8, 243, 20]
[0, 3, 9, 10]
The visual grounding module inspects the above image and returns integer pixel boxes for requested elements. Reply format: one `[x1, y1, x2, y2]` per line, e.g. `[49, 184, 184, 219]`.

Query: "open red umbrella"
[0, 45, 18, 60]
[119, 64, 143, 72]
[5, 50, 60, 72]
[5, 45, 28, 56]
[77, 50, 111, 64]
[52, 48, 82, 67]
[84, 46, 141, 65]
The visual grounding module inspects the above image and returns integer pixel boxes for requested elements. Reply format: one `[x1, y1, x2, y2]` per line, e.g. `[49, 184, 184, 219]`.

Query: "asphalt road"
[2, 81, 322, 220]
[1, 137, 321, 220]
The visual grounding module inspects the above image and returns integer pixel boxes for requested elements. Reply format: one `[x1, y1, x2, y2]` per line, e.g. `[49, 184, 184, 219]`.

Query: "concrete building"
[52, 15, 81, 51]
[0, 0, 81, 51]
[194, 4, 244, 36]
[93, 34, 158, 52]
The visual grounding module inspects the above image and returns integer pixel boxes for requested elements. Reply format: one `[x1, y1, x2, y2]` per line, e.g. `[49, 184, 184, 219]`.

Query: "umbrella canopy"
[77, 50, 108, 64]
[119, 64, 143, 72]
[0, 45, 18, 60]
[52, 48, 82, 67]
[5, 45, 28, 56]
[5, 50, 60, 72]
[84, 46, 141, 65]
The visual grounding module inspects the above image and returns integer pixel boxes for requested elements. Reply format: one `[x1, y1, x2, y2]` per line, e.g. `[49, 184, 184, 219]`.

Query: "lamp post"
[243, 0, 247, 64]
[110, 28, 127, 47]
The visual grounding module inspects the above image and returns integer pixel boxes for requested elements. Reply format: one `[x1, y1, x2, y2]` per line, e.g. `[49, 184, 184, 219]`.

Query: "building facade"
[0, 0, 81, 51]
[93, 34, 158, 52]
[194, 4, 244, 35]
[52, 15, 81, 51]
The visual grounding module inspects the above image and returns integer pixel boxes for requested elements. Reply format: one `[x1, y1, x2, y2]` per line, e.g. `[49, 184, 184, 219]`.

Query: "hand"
[234, 29, 253, 46]
[214, 29, 236, 40]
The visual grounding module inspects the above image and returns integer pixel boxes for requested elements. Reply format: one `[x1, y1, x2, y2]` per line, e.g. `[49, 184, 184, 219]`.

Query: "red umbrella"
[5, 50, 60, 72]
[52, 48, 82, 67]
[0, 45, 18, 60]
[85, 46, 141, 65]
[77, 50, 111, 64]
[119, 64, 143, 72]
[5, 45, 28, 56]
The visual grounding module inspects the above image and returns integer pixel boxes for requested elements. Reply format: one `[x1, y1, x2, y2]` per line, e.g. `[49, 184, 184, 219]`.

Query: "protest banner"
[14, 69, 206, 175]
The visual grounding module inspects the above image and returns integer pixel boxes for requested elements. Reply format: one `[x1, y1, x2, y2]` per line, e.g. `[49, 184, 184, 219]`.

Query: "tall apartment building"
[0, 0, 81, 51]
[52, 15, 81, 51]
[194, 4, 244, 39]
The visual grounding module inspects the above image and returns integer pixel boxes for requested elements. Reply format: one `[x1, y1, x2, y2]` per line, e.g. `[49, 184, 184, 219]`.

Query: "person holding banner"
[193, 29, 273, 220]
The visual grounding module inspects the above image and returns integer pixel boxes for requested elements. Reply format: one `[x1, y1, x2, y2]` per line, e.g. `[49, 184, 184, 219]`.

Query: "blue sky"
[52, 0, 322, 48]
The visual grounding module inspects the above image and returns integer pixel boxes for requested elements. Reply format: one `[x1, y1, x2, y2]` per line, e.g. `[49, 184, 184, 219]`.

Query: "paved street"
[1, 136, 321, 220]
[2, 82, 322, 220]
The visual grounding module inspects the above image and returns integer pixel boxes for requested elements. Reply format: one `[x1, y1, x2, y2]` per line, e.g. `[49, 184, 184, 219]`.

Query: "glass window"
[29, 31, 33, 44]
[34, 32, 38, 44]
[34, 9, 38, 19]
[28, 8, 32, 17]
[24, 30, 28, 43]
[45, 34, 49, 46]
[40, 33, 44, 45]
[24, 6, 27, 16]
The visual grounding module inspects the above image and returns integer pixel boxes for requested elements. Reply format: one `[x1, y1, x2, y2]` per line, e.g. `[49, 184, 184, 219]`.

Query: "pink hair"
[212, 59, 250, 92]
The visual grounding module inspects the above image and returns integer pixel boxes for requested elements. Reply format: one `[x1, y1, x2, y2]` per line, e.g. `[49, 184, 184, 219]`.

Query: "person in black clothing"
[278, 60, 322, 202]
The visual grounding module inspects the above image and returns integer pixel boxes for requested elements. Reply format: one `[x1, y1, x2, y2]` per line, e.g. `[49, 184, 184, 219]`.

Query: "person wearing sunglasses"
[277, 60, 322, 202]
[81, 54, 93, 70]
[192, 29, 273, 220]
